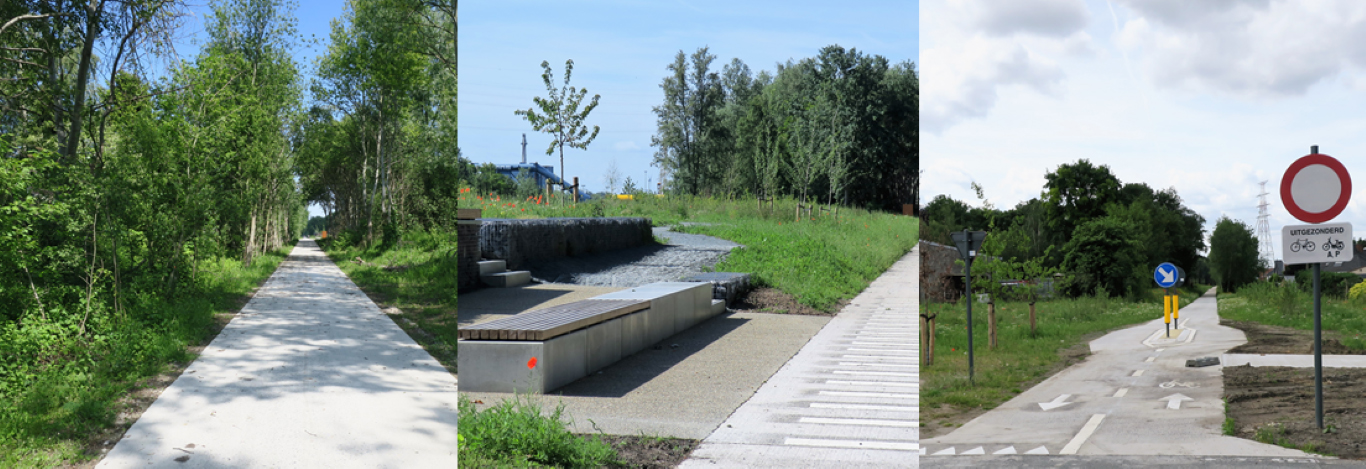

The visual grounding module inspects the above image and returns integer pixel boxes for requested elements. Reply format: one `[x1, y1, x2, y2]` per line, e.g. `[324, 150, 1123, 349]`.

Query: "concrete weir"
[457, 282, 716, 393]
[478, 217, 653, 270]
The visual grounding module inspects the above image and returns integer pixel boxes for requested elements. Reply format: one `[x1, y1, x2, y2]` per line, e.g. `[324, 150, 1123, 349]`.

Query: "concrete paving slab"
[922, 288, 1328, 459]
[97, 239, 458, 468]
[1223, 353, 1366, 368]
[680, 248, 920, 468]
[457, 283, 623, 326]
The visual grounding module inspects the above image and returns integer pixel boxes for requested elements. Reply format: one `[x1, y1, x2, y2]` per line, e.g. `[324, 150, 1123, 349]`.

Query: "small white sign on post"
[1282, 222, 1354, 265]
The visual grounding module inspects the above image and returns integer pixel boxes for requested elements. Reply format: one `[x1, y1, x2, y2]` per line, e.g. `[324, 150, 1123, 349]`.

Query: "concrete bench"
[457, 282, 717, 393]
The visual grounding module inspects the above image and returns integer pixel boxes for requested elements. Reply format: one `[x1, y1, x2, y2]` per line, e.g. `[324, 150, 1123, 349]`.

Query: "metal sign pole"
[1314, 262, 1324, 429]
[966, 247, 975, 386]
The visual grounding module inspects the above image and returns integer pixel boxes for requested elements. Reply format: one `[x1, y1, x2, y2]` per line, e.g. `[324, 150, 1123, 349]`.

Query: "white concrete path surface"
[1223, 353, 1366, 368]
[98, 239, 459, 468]
[921, 289, 1324, 461]
[680, 247, 919, 468]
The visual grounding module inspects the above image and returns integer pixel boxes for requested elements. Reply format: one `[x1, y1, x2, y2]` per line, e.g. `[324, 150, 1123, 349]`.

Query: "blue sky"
[922, 0, 1366, 262]
[460, 0, 917, 194]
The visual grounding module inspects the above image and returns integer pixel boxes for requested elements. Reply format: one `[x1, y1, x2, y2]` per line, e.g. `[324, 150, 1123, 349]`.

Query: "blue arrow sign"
[1154, 262, 1178, 288]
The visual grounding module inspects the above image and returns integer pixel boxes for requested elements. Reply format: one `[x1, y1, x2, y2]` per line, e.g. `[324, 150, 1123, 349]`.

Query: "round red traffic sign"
[1281, 153, 1351, 224]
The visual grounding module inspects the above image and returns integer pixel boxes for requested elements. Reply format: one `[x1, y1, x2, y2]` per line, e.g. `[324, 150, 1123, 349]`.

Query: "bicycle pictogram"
[1290, 238, 1316, 252]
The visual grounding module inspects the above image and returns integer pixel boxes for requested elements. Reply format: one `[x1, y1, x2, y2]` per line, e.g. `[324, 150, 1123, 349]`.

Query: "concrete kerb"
[457, 282, 716, 393]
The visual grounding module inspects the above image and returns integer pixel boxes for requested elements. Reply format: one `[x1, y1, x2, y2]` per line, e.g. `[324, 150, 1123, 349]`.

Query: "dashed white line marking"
[1060, 414, 1106, 455]
[1145, 356, 1155, 362]
[838, 362, 917, 368]
[843, 355, 915, 361]
[799, 417, 919, 427]
[851, 341, 916, 346]
[826, 380, 918, 388]
[784, 438, 918, 451]
[809, 402, 918, 412]
[1114, 387, 1129, 398]
[832, 370, 918, 377]
[1184, 329, 1198, 343]
[847, 348, 914, 353]
[819, 391, 918, 399]
[1132, 370, 1145, 377]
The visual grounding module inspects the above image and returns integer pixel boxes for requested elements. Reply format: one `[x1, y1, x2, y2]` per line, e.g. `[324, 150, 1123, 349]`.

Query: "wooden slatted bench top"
[458, 299, 651, 341]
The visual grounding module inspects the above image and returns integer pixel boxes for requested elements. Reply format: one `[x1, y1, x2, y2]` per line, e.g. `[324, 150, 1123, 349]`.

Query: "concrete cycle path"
[922, 288, 1324, 462]
[98, 239, 459, 468]
[680, 247, 919, 468]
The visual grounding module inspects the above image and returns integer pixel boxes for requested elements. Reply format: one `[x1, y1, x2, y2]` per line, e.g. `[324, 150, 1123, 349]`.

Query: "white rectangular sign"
[1282, 223, 1354, 265]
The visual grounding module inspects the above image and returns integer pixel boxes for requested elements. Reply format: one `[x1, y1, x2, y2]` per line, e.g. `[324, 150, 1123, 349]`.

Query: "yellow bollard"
[1173, 295, 1180, 327]
[1164, 294, 1172, 337]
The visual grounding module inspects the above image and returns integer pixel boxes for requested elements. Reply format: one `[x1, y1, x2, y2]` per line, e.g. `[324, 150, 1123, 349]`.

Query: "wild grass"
[1218, 281, 1366, 350]
[458, 394, 620, 468]
[921, 285, 1207, 423]
[0, 244, 294, 467]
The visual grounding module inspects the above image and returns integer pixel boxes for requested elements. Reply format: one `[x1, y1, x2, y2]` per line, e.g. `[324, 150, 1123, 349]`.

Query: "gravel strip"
[523, 227, 740, 288]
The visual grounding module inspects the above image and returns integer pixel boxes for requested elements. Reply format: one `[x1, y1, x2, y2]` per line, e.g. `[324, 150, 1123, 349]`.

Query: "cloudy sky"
[921, 0, 1366, 262]
[460, 0, 916, 194]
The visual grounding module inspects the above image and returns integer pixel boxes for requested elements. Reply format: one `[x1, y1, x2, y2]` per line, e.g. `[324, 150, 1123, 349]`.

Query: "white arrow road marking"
[961, 446, 985, 455]
[1039, 394, 1074, 411]
[1161, 393, 1194, 409]
[993, 446, 1017, 455]
[1060, 414, 1106, 454]
[1159, 267, 1175, 284]
[932, 447, 956, 455]
[1025, 445, 1050, 455]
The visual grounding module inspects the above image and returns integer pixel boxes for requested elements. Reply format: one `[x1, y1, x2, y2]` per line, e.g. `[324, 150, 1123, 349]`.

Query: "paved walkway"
[680, 247, 919, 468]
[98, 240, 459, 468]
[921, 289, 1323, 463]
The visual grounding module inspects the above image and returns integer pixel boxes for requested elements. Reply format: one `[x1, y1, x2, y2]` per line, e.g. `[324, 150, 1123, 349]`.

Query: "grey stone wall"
[458, 220, 482, 292]
[479, 217, 653, 270]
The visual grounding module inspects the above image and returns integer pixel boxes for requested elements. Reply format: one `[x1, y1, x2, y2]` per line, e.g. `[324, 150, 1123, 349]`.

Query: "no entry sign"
[1281, 153, 1351, 224]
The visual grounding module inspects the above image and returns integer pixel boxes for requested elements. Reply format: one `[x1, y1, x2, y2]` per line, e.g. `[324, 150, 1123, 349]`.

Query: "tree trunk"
[988, 302, 997, 349]
[1029, 301, 1037, 335]
[65, 0, 105, 160]
[245, 209, 258, 267]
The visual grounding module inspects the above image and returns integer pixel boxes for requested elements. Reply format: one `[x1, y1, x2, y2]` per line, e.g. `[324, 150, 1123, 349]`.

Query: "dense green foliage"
[649, 46, 917, 212]
[296, 0, 459, 239]
[1209, 216, 1263, 293]
[922, 159, 1208, 299]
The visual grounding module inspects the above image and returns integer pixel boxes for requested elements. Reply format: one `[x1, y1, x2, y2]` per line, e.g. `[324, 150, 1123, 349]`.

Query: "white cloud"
[967, 0, 1090, 38]
[921, 37, 1066, 133]
[1115, 0, 1366, 96]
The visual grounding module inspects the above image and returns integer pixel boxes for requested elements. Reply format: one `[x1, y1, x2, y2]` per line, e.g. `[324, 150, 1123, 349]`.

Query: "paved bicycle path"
[98, 239, 459, 468]
[680, 247, 919, 468]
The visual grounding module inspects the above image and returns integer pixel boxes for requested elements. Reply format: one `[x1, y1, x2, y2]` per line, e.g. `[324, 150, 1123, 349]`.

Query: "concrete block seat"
[458, 282, 717, 393]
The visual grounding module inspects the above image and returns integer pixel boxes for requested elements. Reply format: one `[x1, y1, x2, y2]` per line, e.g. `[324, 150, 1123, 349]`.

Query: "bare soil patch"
[1223, 320, 1366, 355]
[731, 287, 845, 315]
[588, 434, 699, 468]
[1224, 365, 1366, 459]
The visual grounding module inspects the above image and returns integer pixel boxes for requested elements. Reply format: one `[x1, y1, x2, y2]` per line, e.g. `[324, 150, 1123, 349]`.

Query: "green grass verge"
[1217, 281, 1366, 350]
[461, 193, 918, 311]
[318, 230, 460, 371]
[921, 285, 1207, 425]
[0, 244, 295, 467]
[458, 394, 620, 468]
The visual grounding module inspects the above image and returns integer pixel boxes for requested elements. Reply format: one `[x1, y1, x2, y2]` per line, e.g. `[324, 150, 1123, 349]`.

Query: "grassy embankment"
[1217, 281, 1366, 350]
[1, 244, 295, 467]
[463, 191, 919, 311]
[921, 284, 1209, 435]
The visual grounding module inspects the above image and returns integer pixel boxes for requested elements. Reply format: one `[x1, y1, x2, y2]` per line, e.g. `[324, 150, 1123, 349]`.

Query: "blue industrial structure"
[494, 162, 563, 189]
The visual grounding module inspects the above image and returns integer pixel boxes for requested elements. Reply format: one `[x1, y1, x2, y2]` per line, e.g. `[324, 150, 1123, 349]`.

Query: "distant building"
[494, 163, 562, 189]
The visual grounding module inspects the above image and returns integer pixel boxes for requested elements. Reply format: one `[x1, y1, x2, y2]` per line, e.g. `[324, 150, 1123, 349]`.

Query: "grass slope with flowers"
[459, 189, 919, 312]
